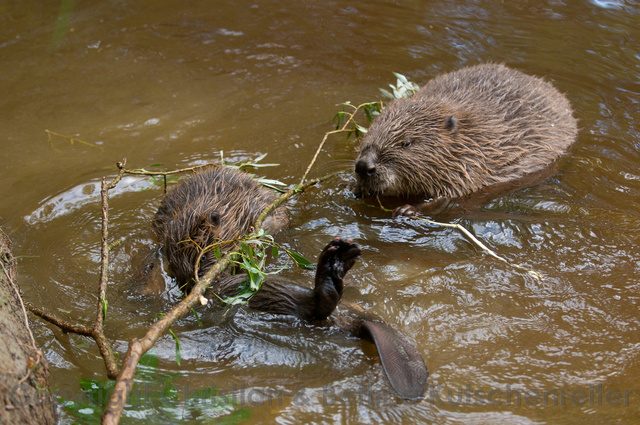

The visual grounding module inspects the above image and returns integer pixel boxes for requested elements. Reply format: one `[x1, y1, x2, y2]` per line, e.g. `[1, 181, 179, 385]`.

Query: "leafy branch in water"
[331, 72, 420, 140]
[222, 152, 288, 193]
[333, 101, 381, 139]
[129, 153, 288, 194]
[196, 228, 313, 307]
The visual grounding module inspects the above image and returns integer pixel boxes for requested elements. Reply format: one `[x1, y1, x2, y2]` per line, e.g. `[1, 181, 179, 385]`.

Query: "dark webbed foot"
[315, 237, 362, 289]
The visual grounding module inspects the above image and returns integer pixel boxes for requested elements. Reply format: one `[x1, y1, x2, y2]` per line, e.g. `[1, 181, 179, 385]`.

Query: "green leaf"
[271, 245, 279, 258]
[248, 276, 264, 292]
[76, 377, 115, 407]
[241, 243, 254, 258]
[101, 298, 108, 320]
[261, 183, 287, 193]
[346, 129, 354, 140]
[191, 308, 202, 327]
[138, 352, 159, 374]
[285, 249, 314, 270]
[363, 103, 378, 123]
[162, 378, 179, 402]
[247, 162, 280, 168]
[255, 177, 286, 186]
[252, 152, 268, 163]
[379, 88, 394, 99]
[222, 291, 253, 306]
[393, 71, 409, 84]
[168, 328, 181, 366]
[244, 265, 263, 276]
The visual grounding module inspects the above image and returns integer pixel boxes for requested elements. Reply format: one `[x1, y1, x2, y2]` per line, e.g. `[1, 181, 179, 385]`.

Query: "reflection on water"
[24, 176, 155, 224]
[2, 0, 640, 423]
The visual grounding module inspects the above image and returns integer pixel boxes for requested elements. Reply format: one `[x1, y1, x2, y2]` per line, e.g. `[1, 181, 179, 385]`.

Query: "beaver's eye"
[402, 140, 412, 148]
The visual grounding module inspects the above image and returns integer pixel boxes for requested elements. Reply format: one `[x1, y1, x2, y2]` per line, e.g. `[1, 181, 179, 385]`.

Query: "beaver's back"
[420, 63, 576, 156]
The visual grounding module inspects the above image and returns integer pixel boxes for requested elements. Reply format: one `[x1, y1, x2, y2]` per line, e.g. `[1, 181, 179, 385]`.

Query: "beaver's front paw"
[317, 237, 362, 281]
[392, 204, 419, 218]
[345, 180, 363, 198]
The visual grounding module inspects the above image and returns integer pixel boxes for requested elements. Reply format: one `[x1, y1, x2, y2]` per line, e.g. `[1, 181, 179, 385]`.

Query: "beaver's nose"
[355, 155, 376, 178]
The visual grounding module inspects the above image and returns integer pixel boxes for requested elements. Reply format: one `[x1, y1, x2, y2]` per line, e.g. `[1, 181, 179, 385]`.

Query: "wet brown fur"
[354, 63, 578, 201]
[152, 167, 288, 292]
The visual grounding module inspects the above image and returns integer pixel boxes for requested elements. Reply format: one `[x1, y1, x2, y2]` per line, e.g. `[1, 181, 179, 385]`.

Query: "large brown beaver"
[354, 63, 578, 215]
[149, 167, 428, 399]
[152, 166, 288, 292]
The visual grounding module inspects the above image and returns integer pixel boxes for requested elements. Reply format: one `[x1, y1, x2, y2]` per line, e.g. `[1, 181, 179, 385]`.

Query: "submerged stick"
[414, 216, 543, 280]
[46, 129, 103, 150]
[371, 197, 543, 279]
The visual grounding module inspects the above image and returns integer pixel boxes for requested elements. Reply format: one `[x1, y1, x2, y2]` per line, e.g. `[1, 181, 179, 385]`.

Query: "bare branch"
[123, 162, 219, 177]
[45, 129, 103, 151]
[24, 301, 93, 336]
[298, 102, 370, 185]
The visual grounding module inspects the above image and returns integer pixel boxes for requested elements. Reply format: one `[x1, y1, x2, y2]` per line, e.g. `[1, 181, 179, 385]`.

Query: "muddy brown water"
[2, 1, 639, 423]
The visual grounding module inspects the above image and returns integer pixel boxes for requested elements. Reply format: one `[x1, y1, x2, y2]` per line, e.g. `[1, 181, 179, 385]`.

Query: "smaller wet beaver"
[216, 237, 428, 399]
[354, 63, 578, 215]
[152, 167, 288, 292]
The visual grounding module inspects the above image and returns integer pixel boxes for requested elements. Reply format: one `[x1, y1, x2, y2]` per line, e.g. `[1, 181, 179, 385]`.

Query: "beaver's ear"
[361, 321, 428, 399]
[192, 211, 220, 235]
[208, 211, 220, 226]
[444, 115, 458, 133]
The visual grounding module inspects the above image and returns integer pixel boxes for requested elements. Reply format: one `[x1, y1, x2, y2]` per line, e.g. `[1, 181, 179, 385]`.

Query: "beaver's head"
[354, 96, 467, 199]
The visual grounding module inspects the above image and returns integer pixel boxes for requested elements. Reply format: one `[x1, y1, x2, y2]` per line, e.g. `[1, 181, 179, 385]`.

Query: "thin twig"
[370, 196, 543, 279]
[95, 160, 127, 329]
[24, 301, 94, 336]
[124, 162, 219, 177]
[298, 103, 368, 186]
[45, 129, 103, 150]
[93, 159, 128, 379]
[412, 215, 542, 280]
